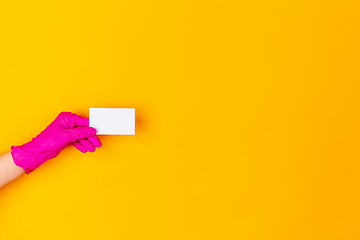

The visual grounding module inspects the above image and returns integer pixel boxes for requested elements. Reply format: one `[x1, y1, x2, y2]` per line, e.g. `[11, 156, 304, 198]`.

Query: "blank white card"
[89, 108, 135, 135]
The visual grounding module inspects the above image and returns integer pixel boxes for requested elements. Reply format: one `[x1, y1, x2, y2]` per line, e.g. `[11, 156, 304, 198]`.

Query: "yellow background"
[0, 0, 360, 239]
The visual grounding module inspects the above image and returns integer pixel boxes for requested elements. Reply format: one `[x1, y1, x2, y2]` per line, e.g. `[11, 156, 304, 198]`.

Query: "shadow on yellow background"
[1, 0, 360, 239]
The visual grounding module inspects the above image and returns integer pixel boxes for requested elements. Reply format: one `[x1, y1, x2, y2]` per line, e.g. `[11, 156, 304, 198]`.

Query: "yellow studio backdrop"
[0, 0, 360, 239]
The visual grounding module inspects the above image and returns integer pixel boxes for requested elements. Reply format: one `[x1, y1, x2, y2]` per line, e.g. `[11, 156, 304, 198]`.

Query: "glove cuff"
[11, 145, 38, 175]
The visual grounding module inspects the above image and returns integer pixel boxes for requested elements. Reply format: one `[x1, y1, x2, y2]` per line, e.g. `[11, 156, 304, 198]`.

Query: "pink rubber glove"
[11, 112, 102, 175]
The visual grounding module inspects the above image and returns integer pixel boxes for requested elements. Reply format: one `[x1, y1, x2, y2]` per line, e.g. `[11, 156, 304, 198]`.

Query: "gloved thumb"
[65, 127, 97, 142]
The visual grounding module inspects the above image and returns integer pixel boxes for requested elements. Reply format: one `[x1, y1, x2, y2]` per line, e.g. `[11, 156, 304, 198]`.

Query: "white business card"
[89, 108, 135, 135]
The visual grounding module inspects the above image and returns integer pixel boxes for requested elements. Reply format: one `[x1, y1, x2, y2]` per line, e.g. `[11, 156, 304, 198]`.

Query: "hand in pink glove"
[11, 112, 102, 175]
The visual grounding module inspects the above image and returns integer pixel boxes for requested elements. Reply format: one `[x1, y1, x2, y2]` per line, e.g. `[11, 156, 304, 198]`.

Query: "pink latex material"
[11, 112, 102, 174]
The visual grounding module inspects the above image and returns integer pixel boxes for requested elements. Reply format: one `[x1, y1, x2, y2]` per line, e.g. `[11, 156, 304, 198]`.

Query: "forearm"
[0, 151, 25, 188]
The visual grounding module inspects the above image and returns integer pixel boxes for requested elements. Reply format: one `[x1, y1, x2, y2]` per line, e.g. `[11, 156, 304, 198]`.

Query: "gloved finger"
[70, 141, 88, 153]
[79, 138, 96, 152]
[87, 135, 102, 148]
[72, 113, 89, 127]
[66, 127, 97, 142]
